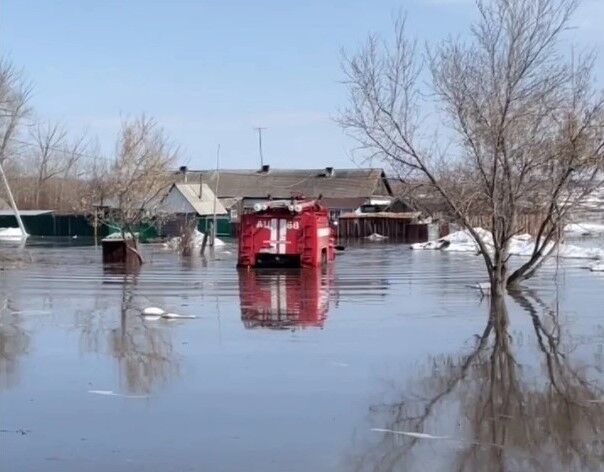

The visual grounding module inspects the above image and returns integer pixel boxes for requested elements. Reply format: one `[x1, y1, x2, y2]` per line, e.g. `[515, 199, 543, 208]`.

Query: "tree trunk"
[126, 240, 144, 265]
[490, 245, 509, 297]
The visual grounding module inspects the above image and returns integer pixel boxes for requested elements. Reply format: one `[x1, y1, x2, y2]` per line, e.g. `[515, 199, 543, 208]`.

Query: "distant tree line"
[0, 59, 178, 217]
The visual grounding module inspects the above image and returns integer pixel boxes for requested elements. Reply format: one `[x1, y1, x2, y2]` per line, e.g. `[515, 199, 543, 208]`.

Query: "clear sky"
[1, 0, 602, 170]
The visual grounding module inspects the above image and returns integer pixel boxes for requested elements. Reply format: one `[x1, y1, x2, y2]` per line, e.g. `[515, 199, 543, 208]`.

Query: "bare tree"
[0, 59, 30, 235]
[102, 115, 178, 263]
[54, 131, 91, 211]
[4, 119, 95, 210]
[29, 121, 68, 208]
[0, 59, 30, 166]
[340, 0, 604, 295]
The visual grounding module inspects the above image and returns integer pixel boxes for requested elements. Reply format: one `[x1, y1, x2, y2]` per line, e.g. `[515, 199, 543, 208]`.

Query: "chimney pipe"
[179, 165, 188, 183]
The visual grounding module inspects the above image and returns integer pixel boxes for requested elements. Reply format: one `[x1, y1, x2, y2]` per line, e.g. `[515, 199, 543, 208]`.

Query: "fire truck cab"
[237, 198, 335, 268]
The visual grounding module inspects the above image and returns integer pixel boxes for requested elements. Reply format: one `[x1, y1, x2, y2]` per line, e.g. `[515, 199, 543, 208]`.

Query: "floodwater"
[1, 239, 603, 471]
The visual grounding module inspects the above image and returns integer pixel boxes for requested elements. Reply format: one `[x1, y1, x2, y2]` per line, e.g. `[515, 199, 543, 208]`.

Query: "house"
[159, 182, 229, 236]
[175, 166, 394, 221]
[161, 182, 226, 216]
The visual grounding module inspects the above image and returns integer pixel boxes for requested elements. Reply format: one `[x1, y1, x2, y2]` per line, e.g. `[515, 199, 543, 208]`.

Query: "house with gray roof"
[176, 166, 393, 220]
[159, 182, 229, 237]
[161, 182, 227, 217]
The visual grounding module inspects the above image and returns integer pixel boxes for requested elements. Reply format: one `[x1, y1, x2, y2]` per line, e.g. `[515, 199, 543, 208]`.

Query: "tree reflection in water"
[106, 269, 180, 394]
[349, 294, 604, 472]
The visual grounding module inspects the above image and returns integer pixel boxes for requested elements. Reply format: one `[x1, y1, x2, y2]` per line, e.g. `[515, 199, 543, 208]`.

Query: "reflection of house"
[176, 166, 393, 223]
[159, 183, 229, 236]
[238, 269, 332, 329]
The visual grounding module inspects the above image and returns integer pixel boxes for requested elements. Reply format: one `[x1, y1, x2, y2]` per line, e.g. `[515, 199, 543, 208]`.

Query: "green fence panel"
[197, 216, 231, 236]
[1, 213, 202, 240]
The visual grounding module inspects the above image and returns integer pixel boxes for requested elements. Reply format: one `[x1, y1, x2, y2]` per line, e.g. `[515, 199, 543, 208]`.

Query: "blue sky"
[1, 0, 602, 170]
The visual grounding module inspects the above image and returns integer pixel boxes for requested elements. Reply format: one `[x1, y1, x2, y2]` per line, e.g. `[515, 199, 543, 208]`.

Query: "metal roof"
[163, 183, 227, 216]
[0, 210, 54, 216]
[321, 197, 368, 210]
[178, 168, 392, 200]
[339, 211, 421, 219]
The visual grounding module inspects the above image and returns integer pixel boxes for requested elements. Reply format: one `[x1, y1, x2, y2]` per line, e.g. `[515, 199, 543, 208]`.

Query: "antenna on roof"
[254, 127, 267, 168]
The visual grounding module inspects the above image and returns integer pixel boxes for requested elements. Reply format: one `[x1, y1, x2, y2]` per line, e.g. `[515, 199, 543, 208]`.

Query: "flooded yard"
[1, 239, 603, 471]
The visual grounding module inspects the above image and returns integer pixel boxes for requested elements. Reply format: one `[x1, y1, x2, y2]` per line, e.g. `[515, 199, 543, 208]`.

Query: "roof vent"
[260, 164, 270, 173]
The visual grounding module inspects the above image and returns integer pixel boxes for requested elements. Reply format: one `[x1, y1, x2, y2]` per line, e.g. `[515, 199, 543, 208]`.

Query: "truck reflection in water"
[238, 268, 333, 329]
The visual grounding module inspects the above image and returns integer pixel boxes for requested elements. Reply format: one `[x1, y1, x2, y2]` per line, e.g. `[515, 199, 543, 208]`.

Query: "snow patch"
[365, 233, 388, 242]
[102, 231, 137, 241]
[564, 222, 604, 236]
[371, 428, 449, 440]
[88, 390, 148, 399]
[412, 227, 604, 260]
[142, 307, 164, 316]
[140, 307, 196, 320]
[0, 227, 28, 241]
[468, 282, 494, 294]
[590, 263, 604, 272]
[163, 229, 225, 250]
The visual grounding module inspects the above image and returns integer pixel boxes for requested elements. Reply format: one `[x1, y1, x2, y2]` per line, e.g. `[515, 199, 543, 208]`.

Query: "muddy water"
[1, 240, 603, 471]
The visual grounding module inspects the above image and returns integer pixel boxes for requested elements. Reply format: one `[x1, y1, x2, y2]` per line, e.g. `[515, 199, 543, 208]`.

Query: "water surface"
[1, 239, 603, 471]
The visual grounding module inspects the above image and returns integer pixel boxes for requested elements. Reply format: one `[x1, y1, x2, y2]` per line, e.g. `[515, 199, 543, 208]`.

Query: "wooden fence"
[337, 215, 431, 242]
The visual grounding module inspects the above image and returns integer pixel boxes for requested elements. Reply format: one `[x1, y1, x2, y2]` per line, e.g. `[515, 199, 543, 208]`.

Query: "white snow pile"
[411, 227, 604, 260]
[564, 222, 604, 237]
[468, 282, 493, 294]
[0, 227, 28, 241]
[102, 231, 137, 241]
[163, 229, 225, 250]
[365, 233, 389, 242]
[88, 390, 148, 399]
[579, 186, 604, 210]
[141, 306, 197, 320]
[412, 227, 494, 252]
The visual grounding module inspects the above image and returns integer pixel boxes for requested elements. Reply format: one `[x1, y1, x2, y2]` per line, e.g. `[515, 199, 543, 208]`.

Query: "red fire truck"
[237, 198, 335, 268]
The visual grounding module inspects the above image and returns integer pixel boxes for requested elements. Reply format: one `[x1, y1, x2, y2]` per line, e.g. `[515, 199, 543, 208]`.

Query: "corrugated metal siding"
[0, 214, 106, 237]
[197, 216, 231, 237]
[0, 214, 159, 240]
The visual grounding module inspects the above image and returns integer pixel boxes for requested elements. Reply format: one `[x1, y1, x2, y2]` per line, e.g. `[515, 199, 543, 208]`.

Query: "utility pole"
[0, 158, 28, 239]
[210, 144, 220, 247]
[254, 127, 267, 167]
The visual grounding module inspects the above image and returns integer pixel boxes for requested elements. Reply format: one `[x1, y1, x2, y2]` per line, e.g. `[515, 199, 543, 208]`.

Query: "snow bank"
[164, 229, 225, 250]
[411, 227, 604, 260]
[140, 306, 196, 320]
[558, 245, 604, 260]
[365, 233, 388, 242]
[0, 227, 28, 241]
[564, 222, 604, 236]
[411, 227, 491, 253]
[102, 231, 137, 241]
